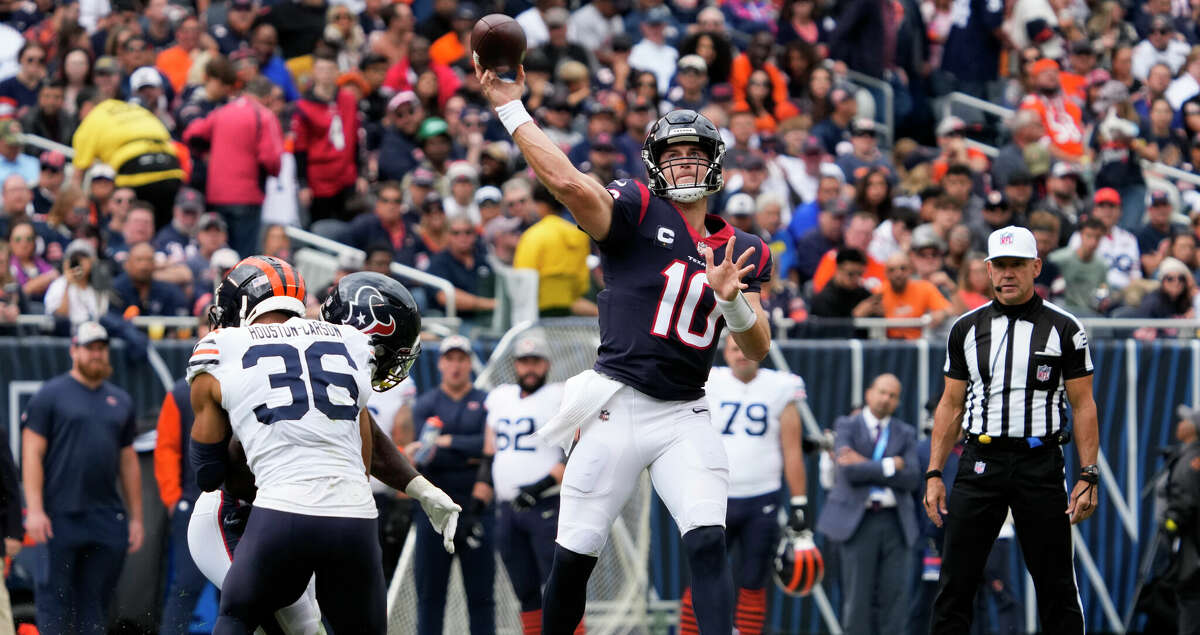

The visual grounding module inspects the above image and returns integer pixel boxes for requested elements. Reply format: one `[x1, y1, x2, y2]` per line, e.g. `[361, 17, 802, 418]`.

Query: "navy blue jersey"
[940, 0, 1005, 82]
[21, 374, 137, 514]
[593, 179, 773, 401]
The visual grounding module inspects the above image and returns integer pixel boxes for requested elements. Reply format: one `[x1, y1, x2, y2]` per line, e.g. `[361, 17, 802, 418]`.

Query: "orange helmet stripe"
[239, 257, 285, 297]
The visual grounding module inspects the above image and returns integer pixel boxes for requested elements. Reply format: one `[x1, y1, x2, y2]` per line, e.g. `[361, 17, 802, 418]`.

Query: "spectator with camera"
[44, 239, 107, 328]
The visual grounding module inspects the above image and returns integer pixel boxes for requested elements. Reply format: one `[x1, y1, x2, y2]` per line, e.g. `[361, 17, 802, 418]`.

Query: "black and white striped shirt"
[944, 295, 1093, 438]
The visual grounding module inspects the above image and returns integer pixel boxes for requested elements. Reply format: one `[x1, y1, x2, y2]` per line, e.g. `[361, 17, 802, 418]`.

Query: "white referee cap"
[986, 226, 1037, 261]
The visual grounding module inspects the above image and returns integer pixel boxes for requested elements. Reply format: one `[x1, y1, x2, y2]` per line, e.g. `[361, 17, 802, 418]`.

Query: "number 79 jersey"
[593, 179, 772, 402]
[187, 316, 377, 518]
[705, 367, 806, 498]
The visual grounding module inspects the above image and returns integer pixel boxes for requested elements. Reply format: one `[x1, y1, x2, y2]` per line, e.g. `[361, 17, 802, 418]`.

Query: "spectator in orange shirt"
[428, 4, 476, 68]
[1019, 59, 1086, 161]
[876, 251, 953, 339]
[730, 31, 791, 110]
[813, 211, 886, 292]
[733, 68, 800, 133]
[155, 15, 204, 93]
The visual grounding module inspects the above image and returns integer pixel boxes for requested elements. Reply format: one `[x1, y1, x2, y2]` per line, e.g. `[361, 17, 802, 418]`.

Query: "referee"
[924, 226, 1100, 634]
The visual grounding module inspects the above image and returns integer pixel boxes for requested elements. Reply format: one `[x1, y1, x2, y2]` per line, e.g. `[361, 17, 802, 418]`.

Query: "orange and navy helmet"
[208, 255, 307, 329]
[773, 529, 824, 597]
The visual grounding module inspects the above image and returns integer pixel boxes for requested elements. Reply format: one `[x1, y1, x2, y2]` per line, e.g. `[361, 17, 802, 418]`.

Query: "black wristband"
[1080, 464, 1099, 485]
[924, 469, 943, 480]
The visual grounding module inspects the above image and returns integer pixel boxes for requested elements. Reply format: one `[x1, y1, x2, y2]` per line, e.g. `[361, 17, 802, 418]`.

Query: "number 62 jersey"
[593, 179, 772, 402]
[187, 316, 377, 518]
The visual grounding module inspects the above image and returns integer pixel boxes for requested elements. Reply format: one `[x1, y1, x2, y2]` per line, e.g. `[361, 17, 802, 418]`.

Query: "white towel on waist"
[535, 369, 624, 452]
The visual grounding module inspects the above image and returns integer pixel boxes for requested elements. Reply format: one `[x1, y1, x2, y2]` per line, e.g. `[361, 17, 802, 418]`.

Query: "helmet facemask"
[372, 336, 421, 392]
[643, 128, 725, 202]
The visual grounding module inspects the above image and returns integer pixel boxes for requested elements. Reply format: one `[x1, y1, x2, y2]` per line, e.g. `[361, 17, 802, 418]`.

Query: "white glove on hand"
[406, 475, 462, 553]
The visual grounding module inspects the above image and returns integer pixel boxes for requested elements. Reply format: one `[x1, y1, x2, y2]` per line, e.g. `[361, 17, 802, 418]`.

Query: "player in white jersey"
[188, 260, 459, 635]
[478, 333, 569, 634]
[677, 335, 810, 635]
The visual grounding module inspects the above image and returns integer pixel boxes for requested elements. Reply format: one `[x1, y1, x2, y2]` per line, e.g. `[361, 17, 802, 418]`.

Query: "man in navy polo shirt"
[111, 242, 189, 316]
[408, 335, 494, 635]
[21, 321, 144, 635]
[152, 187, 204, 265]
[428, 215, 496, 322]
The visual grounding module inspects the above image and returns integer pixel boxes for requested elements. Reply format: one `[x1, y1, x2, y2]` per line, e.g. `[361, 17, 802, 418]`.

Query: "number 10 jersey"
[593, 179, 773, 402]
[187, 317, 377, 518]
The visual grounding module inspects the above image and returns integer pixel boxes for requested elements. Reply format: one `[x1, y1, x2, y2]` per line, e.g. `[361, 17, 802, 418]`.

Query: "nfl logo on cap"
[986, 226, 1038, 261]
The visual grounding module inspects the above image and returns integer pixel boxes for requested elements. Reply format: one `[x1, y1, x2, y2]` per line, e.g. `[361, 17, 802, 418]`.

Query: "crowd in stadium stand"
[0, 0, 1199, 341]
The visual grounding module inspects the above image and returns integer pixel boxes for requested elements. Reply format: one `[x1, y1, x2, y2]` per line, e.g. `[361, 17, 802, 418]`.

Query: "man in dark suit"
[816, 373, 920, 635]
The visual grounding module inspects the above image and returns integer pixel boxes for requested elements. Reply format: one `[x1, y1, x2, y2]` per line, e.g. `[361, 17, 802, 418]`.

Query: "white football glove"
[405, 475, 462, 554]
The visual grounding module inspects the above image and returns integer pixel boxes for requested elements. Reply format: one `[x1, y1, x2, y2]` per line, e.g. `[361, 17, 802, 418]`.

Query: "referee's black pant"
[930, 442, 1084, 635]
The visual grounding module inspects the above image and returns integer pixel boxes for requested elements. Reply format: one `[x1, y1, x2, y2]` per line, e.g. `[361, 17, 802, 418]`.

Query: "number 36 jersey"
[484, 382, 564, 503]
[705, 367, 806, 498]
[187, 317, 377, 518]
[593, 179, 772, 402]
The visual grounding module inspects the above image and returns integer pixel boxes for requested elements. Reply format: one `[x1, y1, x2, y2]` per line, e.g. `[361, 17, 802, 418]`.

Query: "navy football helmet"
[322, 272, 422, 392]
[642, 109, 725, 203]
[208, 256, 307, 329]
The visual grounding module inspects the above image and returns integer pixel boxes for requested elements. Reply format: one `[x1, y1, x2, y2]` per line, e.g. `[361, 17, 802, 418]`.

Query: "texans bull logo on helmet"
[346, 285, 397, 337]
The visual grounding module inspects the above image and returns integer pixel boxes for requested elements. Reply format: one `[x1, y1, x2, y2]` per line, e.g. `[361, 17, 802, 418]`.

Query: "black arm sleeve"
[475, 455, 493, 487]
[294, 150, 309, 188]
[944, 319, 970, 380]
[191, 439, 230, 492]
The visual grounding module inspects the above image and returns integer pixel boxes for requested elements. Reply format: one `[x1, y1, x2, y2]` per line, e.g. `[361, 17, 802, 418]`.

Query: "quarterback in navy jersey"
[479, 60, 773, 635]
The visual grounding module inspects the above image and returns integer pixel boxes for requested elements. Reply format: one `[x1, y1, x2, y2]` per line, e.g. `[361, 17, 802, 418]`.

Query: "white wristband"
[791, 495, 808, 506]
[496, 99, 533, 136]
[716, 291, 757, 333]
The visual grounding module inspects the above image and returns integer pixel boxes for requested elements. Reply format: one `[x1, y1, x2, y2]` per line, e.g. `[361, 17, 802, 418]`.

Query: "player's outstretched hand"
[406, 475, 463, 553]
[475, 61, 525, 109]
[701, 233, 756, 302]
[1066, 478, 1098, 525]
[924, 478, 948, 528]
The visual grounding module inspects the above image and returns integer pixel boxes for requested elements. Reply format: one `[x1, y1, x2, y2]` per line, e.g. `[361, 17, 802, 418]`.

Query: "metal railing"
[940, 92, 1200, 189]
[772, 315, 1200, 341]
[282, 225, 458, 319]
[844, 69, 894, 146]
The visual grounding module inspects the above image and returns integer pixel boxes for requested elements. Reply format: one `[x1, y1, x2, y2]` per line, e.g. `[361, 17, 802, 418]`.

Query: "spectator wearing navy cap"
[152, 187, 203, 264]
[428, 214, 496, 321]
[837, 118, 895, 186]
[211, 0, 257, 55]
[21, 321, 143, 635]
[185, 213, 230, 298]
[811, 84, 857, 155]
[32, 150, 66, 216]
[579, 133, 629, 185]
[1137, 190, 1188, 276]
